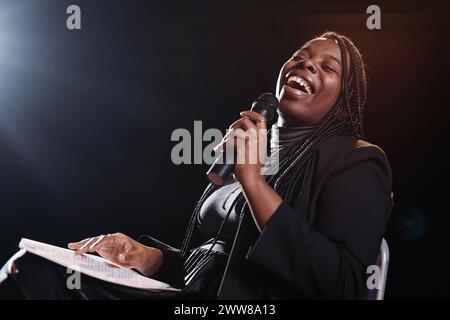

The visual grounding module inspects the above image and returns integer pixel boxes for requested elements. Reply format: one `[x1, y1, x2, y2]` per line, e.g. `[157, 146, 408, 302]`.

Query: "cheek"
[277, 62, 294, 84]
[322, 75, 342, 107]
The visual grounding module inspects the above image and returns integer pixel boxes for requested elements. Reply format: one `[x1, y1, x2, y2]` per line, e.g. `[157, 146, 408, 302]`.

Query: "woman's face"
[276, 38, 343, 127]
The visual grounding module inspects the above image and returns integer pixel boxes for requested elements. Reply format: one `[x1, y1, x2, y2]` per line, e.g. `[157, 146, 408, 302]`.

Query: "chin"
[277, 105, 309, 127]
[279, 97, 309, 113]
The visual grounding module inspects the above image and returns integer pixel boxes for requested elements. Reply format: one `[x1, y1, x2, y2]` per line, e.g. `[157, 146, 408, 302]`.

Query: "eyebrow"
[300, 46, 342, 67]
[326, 54, 342, 67]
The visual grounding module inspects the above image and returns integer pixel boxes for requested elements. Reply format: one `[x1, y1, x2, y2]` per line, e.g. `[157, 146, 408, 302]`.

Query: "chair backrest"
[364, 238, 390, 300]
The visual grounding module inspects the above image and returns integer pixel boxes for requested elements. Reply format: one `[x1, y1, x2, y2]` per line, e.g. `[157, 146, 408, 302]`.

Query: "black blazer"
[145, 135, 393, 299]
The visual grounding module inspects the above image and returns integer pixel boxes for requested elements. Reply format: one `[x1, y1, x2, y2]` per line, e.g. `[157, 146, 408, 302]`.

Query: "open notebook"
[18, 238, 179, 292]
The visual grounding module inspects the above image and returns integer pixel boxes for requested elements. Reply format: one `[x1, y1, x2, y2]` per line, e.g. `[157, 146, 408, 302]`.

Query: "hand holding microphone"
[206, 93, 279, 186]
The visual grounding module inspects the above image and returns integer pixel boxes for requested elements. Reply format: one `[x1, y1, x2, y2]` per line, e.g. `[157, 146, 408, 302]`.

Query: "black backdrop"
[0, 0, 449, 299]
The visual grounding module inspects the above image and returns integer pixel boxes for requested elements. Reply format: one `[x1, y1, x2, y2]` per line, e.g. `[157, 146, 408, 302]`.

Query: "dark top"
[144, 134, 393, 299]
[197, 124, 318, 247]
[197, 181, 242, 245]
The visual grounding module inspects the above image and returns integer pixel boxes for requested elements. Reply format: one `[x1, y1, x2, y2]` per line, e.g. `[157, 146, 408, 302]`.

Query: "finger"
[79, 232, 122, 253]
[255, 118, 267, 130]
[240, 111, 267, 130]
[68, 237, 94, 250]
[226, 119, 253, 151]
[240, 111, 266, 122]
[75, 237, 99, 255]
[86, 234, 113, 252]
[233, 127, 257, 142]
[231, 117, 257, 131]
[93, 233, 125, 253]
[98, 234, 131, 258]
[228, 118, 241, 130]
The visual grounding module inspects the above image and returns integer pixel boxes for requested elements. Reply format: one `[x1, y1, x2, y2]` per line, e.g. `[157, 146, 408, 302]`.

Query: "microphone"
[206, 93, 279, 186]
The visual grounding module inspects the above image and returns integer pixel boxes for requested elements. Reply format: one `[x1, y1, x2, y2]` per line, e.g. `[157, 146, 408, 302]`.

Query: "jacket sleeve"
[245, 147, 393, 299]
[137, 236, 185, 289]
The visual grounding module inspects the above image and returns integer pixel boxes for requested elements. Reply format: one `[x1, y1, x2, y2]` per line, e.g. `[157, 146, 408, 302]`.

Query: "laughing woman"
[0, 31, 393, 300]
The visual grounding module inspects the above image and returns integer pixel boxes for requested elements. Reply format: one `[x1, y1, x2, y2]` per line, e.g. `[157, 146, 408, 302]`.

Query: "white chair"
[365, 238, 390, 300]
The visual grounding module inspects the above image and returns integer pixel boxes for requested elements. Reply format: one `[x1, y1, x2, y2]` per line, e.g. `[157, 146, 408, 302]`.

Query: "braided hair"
[181, 31, 368, 258]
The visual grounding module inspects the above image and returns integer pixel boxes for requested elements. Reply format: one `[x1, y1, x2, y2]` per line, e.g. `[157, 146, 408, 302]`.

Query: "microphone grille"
[251, 92, 279, 125]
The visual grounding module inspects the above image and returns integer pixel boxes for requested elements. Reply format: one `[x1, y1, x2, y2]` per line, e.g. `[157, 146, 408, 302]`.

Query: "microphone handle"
[206, 148, 235, 186]
[206, 117, 268, 186]
[206, 92, 278, 186]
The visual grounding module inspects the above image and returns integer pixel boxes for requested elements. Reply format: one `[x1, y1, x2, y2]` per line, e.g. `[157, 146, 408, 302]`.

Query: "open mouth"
[285, 75, 314, 95]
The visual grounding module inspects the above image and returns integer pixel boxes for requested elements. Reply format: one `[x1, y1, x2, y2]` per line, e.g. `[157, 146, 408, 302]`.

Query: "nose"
[300, 59, 317, 74]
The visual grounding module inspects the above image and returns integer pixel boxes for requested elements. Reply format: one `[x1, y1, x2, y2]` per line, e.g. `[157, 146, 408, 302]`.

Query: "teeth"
[287, 75, 312, 94]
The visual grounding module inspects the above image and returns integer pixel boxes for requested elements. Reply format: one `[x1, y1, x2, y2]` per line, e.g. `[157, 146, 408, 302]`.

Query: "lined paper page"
[19, 238, 179, 291]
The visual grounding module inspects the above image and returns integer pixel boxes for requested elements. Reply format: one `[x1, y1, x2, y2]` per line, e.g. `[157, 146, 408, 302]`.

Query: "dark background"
[0, 0, 449, 299]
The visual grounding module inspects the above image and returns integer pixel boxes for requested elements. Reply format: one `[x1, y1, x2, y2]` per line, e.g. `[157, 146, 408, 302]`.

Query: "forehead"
[300, 38, 341, 58]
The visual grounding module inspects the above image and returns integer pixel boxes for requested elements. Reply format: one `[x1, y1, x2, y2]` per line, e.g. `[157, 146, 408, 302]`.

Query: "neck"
[270, 123, 318, 153]
[277, 116, 315, 128]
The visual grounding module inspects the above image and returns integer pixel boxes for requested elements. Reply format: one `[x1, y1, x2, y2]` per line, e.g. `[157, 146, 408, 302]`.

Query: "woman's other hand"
[68, 233, 163, 277]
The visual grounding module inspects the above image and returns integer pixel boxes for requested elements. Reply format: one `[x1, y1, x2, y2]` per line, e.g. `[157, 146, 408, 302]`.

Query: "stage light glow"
[399, 208, 427, 241]
[0, 0, 54, 181]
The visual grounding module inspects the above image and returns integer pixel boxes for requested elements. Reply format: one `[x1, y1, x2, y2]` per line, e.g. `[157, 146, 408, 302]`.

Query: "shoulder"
[315, 135, 393, 193]
[317, 135, 390, 167]
[346, 138, 391, 178]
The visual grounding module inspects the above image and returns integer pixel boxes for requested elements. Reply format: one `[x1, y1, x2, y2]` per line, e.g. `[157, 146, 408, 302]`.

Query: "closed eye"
[291, 55, 305, 61]
[322, 65, 335, 73]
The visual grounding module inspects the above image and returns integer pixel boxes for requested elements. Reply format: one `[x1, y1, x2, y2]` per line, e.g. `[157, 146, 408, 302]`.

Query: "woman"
[0, 31, 393, 299]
